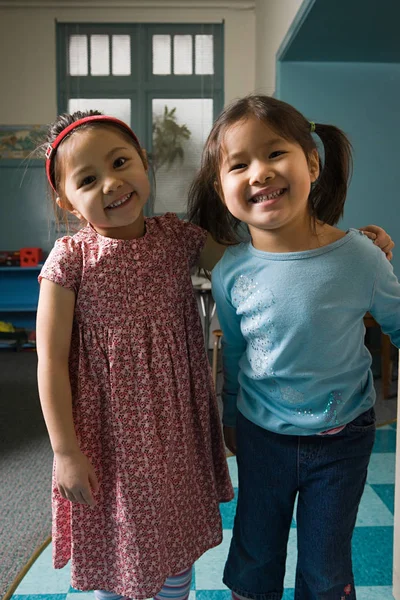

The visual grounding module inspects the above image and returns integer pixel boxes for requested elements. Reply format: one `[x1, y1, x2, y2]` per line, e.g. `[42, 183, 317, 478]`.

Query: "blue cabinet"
[0, 266, 41, 330]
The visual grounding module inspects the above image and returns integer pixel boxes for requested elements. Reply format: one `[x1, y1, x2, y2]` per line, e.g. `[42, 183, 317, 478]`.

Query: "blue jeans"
[223, 409, 376, 600]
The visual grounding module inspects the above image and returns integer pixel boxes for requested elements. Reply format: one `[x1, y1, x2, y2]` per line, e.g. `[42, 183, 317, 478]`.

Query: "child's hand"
[223, 426, 237, 455]
[55, 450, 99, 506]
[359, 225, 394, 261]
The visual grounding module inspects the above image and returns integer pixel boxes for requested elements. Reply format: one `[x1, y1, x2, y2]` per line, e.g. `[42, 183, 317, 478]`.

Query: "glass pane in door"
[69, 35, 88, 75]
[152, 98, 213, 214]
[173, 35, 192, 74]
[90, 35, 110, 75]
[152, 35, 171, 75]
[112, 35, 131, 75]
[195, 35, 214, 74]
[68, 98, 131, 125]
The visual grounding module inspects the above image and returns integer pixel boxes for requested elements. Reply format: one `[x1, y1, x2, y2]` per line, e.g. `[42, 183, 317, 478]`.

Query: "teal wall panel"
[279, 0, 400, 63]
[0, 161, 57, 254]
[278, 61, 400, 275]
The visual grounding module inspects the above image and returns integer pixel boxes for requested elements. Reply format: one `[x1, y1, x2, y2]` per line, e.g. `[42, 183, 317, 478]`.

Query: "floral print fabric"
[39, 213, 233, 598]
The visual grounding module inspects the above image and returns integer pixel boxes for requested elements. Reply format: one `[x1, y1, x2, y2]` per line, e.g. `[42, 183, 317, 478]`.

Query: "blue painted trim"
[56, 21, 64, 114]
[275, 62, 281, 98]
[276, 0, 316, 63]
[0, 267, 42, 271]
[0, 305, 38, 312]
[275, 0, 316, 97]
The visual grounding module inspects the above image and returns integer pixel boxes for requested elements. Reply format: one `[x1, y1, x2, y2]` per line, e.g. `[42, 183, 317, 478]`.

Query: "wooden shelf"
[0, 267, 41, 329]
[0, 305, 38, 312]
[0, 266, 42, 271]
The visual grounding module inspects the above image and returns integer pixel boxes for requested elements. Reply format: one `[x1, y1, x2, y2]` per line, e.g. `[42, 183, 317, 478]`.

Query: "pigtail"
[187, 148, 243, 245]
[310, 124, 353, 226]
[187, 174, 241, 245]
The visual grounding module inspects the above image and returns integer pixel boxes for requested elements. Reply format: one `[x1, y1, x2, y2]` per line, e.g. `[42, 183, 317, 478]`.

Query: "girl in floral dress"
[37, 111, 233, 600]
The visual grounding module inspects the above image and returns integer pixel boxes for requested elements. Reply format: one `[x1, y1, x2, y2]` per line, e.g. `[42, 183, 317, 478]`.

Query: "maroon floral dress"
[39, 213, 233, 599]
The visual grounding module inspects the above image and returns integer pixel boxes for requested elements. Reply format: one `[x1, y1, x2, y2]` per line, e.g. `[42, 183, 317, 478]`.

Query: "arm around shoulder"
[212, 264, 246, 427]
[198, 234, 227, 271]
[359, 225, 394, 261]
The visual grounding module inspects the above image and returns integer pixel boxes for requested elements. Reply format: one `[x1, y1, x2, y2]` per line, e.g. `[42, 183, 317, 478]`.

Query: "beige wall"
[255, 0, 303, 94]
[0, 2, 256, 124]
[0, 0, 307, 123]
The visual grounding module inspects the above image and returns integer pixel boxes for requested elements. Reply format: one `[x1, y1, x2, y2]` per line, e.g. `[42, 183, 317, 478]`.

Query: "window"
[57, 23, 223, 216]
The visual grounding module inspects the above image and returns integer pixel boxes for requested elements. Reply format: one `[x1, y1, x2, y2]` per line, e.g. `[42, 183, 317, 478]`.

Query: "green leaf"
[152, 105, 192, 172]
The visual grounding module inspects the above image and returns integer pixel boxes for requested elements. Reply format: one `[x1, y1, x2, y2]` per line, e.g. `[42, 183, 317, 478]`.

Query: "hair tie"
[310, 121, 316, 133]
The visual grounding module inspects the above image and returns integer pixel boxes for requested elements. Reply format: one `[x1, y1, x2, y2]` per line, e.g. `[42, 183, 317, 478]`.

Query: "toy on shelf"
[0, 320, 16, 333]
[0, 250, 20, 266]
[20, 247, 43, 267]
[0, 320, 31, 351]
[0, 248, 44, 267]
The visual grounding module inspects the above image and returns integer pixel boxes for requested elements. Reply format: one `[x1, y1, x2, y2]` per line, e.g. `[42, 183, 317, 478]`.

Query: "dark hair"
[187, 94, 353, 244]
[47, 110, 145, 195]
[44, 110, 148, 231]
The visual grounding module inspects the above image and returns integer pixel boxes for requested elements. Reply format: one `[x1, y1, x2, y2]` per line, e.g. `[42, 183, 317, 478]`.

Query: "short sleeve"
[38, 236, 82, 293]
[163, 213, 208, 269]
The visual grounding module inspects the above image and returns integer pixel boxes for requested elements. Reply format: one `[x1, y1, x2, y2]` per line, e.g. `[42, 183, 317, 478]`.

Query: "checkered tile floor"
[11, 423, 396, 600]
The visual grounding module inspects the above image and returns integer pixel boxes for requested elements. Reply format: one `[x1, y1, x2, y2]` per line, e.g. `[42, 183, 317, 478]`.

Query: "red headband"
[45, 115, 141, 193]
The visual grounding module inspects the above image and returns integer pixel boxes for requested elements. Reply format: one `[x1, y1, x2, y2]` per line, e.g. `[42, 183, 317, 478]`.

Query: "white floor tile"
[367, 453, 396, 484]
[66, 593, 93, 600]
[283, 528, 297, 589]
[356, 586, 394, 599]
[356, 484, 394, 526]
[195, 530, 231, 590]
[227, 457, 238, 488]
[14, 543, 71, 594]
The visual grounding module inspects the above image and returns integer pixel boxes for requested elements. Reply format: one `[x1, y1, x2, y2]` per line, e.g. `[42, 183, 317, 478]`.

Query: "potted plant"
[152, 106, 191, 172]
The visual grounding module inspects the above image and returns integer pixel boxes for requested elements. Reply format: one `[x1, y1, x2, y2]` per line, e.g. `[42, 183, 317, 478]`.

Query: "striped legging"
[94, 566, 193, 600]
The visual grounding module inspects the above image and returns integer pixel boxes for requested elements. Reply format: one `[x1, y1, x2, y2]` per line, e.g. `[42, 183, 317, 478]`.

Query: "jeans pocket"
[346, 407, 376, 432]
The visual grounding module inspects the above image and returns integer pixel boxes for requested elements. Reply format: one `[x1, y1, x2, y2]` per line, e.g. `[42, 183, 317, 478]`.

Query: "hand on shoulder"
[359, 225, 394, 261]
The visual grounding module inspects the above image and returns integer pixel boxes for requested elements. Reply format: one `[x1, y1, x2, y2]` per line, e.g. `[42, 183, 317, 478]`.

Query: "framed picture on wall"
[0, 125, 46, 159]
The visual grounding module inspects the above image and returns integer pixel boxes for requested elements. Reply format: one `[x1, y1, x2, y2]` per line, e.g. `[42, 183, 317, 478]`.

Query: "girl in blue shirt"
[188, 94, 400, 600]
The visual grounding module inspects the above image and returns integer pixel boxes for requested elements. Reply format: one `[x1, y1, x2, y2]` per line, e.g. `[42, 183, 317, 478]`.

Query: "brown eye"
[114, 157, 127, 168]
[81, 175, 96, 187]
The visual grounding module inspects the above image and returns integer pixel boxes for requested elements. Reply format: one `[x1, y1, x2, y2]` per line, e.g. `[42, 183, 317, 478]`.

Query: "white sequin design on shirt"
[231, 273, 306, 408]
[281, 385, 305, 405]
[231, 273, 275, 379]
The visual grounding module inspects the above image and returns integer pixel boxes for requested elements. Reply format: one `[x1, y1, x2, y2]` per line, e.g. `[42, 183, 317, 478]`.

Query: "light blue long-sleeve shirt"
[212, 229, 400, 435]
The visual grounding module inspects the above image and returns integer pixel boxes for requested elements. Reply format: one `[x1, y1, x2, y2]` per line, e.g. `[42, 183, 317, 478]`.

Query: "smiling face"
[217, 115, 319, 248]
[56, 125, 150, 239]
